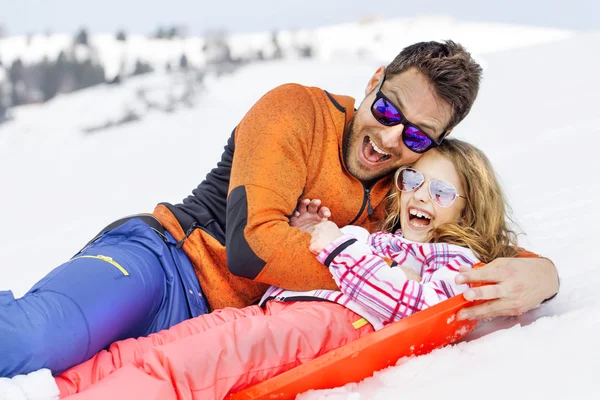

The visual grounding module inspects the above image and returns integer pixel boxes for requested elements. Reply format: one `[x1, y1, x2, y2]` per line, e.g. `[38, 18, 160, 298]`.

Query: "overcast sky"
[0, 0, 598, 36]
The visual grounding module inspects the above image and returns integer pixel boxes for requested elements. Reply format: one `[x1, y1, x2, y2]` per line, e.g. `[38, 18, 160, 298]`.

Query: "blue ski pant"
[0, 219, 208, 378]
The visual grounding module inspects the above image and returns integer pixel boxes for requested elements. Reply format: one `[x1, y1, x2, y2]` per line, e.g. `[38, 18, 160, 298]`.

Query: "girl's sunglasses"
[395, 167, 466, 208]
[371, 75, 447, 154]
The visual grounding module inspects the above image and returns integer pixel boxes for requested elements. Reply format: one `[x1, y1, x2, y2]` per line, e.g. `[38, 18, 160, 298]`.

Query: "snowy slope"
[0, 20, 598, 400]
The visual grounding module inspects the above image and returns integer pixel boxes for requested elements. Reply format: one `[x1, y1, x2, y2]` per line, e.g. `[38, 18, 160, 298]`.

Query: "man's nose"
[380, 124, 404, 151]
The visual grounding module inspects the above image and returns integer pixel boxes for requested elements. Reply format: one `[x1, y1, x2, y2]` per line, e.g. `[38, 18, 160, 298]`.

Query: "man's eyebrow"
[389, 90, 440, 134]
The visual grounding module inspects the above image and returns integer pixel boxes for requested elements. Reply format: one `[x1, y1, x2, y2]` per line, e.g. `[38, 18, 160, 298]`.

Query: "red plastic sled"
[229, 291, 481, 400]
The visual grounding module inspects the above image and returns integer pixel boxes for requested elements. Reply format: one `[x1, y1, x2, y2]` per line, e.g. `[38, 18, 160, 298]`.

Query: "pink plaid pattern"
[261, 229, 479, 330]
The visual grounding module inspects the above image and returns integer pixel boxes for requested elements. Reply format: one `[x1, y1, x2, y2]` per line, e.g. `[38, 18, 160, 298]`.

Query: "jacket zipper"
[348, 183, 375, 225]
[325, 92, 378, 227]
[176, 222, 200, 249]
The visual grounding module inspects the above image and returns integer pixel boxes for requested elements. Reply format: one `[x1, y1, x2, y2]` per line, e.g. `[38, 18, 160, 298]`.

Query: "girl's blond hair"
[379, 138, 519, 263]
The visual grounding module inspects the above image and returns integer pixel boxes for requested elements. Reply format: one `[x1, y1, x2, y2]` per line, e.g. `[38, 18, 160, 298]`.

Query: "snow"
[1, 17, 598, 399]
[0, 16, 573, 80]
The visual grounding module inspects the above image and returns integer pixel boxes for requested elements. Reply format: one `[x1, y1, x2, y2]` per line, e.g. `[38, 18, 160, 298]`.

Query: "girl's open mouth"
[408, 207, 432, 229]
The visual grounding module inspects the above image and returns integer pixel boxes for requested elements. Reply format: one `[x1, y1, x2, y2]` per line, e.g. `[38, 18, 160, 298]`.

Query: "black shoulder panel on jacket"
[162, 129, 236, 245]
[226, 186, 267, 279]
[324, 91, 346, 113]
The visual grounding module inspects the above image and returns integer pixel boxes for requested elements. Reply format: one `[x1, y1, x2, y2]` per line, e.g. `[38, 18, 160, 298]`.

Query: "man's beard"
[343, 117, 399, 183]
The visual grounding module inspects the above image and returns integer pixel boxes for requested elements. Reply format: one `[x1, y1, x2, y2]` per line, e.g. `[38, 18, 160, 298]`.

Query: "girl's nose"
[413, 182, 430, 203]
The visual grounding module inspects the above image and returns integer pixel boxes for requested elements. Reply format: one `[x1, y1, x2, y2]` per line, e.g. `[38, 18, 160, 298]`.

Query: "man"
[0, 41, 558, 378]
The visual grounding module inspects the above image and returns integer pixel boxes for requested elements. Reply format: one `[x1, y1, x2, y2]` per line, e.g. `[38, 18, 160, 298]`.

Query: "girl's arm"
[317, 232, 479, 326]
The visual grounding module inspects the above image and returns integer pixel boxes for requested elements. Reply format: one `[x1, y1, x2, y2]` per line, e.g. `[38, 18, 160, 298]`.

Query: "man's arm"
[226, 83, 338, 291]
[455, 256, 559, 320]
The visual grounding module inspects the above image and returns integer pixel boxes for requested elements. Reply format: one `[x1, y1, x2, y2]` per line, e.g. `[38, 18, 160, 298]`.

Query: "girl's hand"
[398, 265, 422, 282]
[308, 221, 344, 255]
[290, 199, 331, 232]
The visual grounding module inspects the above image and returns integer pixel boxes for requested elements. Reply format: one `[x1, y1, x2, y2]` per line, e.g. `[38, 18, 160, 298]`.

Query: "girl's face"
[399, 150, 466, 242]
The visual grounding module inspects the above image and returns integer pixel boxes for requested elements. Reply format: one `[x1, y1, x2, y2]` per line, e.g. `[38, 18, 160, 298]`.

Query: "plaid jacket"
[260, 226, 479, 330]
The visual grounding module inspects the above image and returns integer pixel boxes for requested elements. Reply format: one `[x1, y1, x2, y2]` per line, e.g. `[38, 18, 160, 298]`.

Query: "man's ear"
[365, 66, 385, 97]
[444, 129, 452, 138]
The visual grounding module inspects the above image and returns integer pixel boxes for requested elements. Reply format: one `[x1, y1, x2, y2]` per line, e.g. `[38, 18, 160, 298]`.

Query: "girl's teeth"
[410, 220, 428, 227]
[409, 209, 431, 219]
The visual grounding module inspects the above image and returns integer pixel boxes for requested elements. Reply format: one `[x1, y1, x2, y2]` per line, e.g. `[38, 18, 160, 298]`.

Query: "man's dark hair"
[386, 40, 483, 131]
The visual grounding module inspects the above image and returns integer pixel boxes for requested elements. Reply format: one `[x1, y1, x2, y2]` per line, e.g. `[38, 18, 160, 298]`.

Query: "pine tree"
[179, 54, 189, 70]
[75, 28, 89, 46]
[271, 31, 282, 60]
[40, 56, 58, 101]
[154, 27, 166, 40]
[167, 26, 179, 40]
[132, 59, 153, 76]
[8, 59, 25, 106]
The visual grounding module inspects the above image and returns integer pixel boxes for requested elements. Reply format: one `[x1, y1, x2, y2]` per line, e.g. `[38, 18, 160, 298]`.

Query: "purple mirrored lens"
[372, 97, 402, 125]
[429, 179, 457, 207]
[403, 126, 433, 153]
[398, 168, 424, 191]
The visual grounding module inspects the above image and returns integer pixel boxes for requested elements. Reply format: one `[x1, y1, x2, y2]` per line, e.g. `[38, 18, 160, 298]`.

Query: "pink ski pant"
[57, 300, 374, 400]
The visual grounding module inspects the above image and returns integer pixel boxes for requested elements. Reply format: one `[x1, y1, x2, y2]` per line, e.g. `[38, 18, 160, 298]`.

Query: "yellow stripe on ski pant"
[352, 317, 369, 329]
[71, 255, 129, 276]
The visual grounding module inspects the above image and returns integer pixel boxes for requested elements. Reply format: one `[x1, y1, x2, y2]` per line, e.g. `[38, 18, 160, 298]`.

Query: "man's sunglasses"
[371, 75, 447, 154]
[395, 167, 466, 208]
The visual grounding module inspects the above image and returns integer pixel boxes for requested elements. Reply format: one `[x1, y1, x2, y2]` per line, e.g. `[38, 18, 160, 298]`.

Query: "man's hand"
[307, 221, 344, 255]
[290, 199, 331, 231]
[455, 257, 559, 320]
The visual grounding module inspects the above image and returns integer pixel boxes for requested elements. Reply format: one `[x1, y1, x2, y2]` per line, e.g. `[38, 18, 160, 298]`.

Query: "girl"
[1, 139, 524, 400]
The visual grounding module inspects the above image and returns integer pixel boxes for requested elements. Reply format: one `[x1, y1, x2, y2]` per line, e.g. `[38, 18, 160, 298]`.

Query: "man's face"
[344, 67, 453, 181]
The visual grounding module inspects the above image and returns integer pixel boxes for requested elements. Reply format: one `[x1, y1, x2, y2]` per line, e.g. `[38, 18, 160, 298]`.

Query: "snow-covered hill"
[0, 16, 573, 80]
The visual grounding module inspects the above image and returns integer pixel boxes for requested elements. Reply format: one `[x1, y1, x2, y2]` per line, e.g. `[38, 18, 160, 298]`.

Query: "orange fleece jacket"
[154, 83, 392, 310]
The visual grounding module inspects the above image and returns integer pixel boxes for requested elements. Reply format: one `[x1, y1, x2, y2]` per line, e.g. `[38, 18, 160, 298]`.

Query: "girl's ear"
[365, 66, 385, 96]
